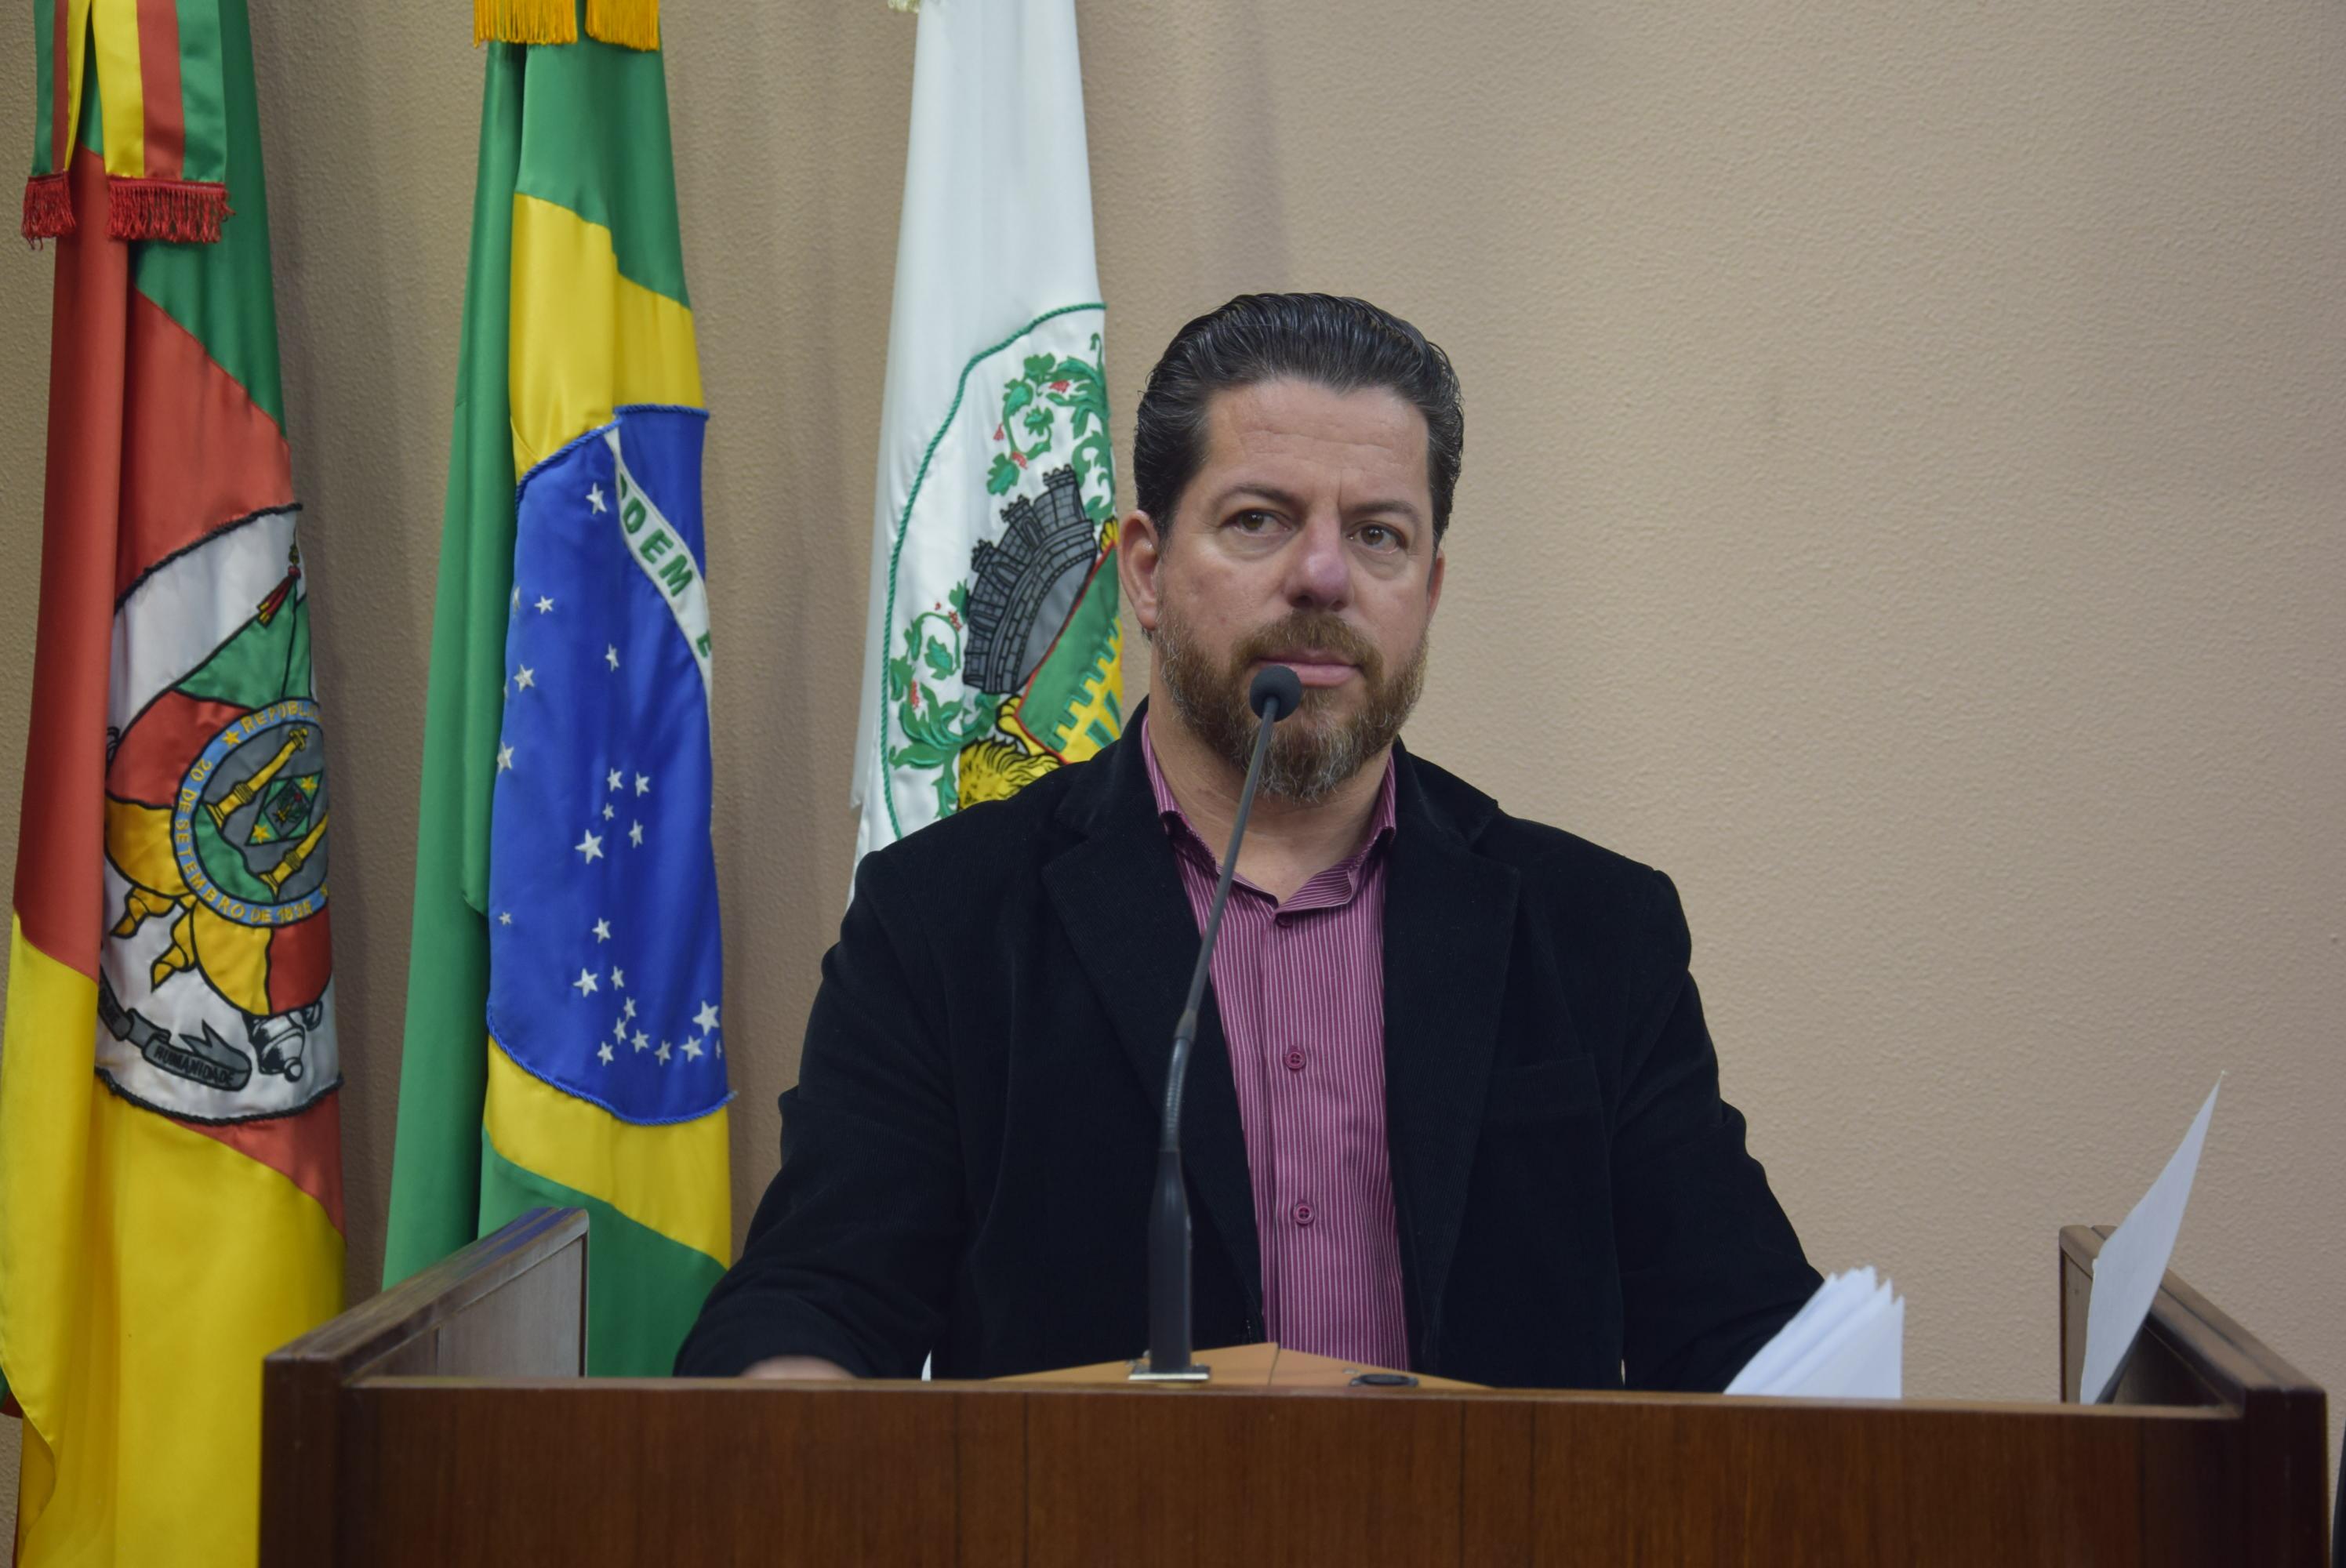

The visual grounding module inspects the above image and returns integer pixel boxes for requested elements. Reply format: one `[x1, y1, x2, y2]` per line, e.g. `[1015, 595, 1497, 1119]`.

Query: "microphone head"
[1248, 664, 1305, 722]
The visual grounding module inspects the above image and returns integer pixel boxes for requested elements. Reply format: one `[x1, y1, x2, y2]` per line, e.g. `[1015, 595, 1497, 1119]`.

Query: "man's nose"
[1283, 511, 1352, 608]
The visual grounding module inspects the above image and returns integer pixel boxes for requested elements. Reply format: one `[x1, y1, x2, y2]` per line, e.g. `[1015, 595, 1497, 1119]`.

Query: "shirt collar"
[1140, 709, 1400, 886]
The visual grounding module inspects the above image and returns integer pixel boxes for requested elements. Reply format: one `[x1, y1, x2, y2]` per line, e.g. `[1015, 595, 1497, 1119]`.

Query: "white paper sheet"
[2079, 1078, 2222, 1403]
[1726, 1267, 1903, 1400]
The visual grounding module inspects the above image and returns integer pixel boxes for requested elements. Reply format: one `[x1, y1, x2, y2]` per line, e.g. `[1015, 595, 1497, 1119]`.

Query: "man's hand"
[741, 1355, 854, 1381]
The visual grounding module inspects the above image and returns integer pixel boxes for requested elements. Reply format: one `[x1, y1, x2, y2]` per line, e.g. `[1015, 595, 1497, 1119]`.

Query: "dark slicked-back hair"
[1132, 293, 1464, 544]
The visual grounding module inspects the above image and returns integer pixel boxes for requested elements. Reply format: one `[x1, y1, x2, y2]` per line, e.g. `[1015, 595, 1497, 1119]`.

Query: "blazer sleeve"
[1611, 871, 1821, 1392]
[673, 847, 961, 1378]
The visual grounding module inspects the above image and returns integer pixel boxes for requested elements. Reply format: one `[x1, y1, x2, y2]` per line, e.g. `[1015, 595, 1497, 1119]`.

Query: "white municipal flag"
[852, 0, 1124, 860]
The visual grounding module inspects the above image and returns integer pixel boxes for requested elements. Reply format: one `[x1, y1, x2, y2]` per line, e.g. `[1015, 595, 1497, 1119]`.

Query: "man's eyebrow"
[1346, 495, 1427, 524]
[1204, 482, 1425, 524]
[1205, 481, 1309, 515]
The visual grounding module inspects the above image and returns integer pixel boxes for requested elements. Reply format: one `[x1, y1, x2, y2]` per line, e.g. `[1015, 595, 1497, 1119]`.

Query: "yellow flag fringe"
[584, 0, 660, 51]
[475, 0, 578, 47]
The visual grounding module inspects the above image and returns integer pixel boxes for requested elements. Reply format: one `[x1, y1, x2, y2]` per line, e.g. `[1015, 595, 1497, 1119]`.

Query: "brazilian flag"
[382, 2, 728, 1374]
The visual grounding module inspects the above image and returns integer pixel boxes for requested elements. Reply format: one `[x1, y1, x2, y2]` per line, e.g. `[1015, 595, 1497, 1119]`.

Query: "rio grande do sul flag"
[381, 9, 730, 1377]
[21, 0, 238, 244]
[0, 0, 343, 1560]
[850, 0, 1123, 859]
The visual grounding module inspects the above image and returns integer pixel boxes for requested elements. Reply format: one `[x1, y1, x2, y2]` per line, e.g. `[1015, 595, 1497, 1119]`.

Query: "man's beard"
[1153, 605, 1429, 805]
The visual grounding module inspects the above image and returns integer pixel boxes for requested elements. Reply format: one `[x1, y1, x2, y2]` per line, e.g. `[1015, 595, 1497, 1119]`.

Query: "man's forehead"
[1197, 379, 1430, 495]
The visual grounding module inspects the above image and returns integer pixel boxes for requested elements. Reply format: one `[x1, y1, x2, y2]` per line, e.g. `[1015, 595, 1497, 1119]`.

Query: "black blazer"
[677, 708, 1819, 1390]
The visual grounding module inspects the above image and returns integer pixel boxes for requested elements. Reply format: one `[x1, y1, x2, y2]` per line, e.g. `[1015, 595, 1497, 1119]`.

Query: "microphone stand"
[1131, 666, 1301, 1382]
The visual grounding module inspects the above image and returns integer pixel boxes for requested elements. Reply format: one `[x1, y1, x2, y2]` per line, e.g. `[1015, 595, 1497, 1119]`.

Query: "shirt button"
[1284, 1048, 1306, 1072]
[1293, 1202, 1314, 1227]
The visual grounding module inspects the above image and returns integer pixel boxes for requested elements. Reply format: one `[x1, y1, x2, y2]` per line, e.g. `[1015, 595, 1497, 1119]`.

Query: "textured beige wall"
[2, 0, 2341, 1499]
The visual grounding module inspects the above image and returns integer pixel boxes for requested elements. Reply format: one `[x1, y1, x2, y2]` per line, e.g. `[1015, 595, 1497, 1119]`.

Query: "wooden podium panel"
[304, 1375, 2241, 1566]
[263, 1210, 2330, 1567]
[2059, 1224, 2331, 1566]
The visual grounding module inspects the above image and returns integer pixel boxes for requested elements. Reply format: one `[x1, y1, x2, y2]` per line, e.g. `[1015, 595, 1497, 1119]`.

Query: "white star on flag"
[576, 830, 604, 863]
[602, 804, 615, 821]
[514, 666, 536, 691]
[593, 919, 611, 942]
[623, 998, 637, 1020]
[608, 769, 623, 791]
[499, 912, 513, 926]
[635, 773, 652, 796]
[613, 1011, 629, 1037]
[656, 1041, 673, 1064]
[597, 1042, 615, 1065]
[632, 1029, 650, 1051]
[536, 596, 555, 614]
[497, 743, 515, 772]
[694, 1001, 721, 1033]
[628, 821, 645, 848]
[605, 644, 620, 670]
[588, 483, 608, 514]
[573, 969, 600, 996]
[612, 967, 626, 988]
[510, 586, 521, 612]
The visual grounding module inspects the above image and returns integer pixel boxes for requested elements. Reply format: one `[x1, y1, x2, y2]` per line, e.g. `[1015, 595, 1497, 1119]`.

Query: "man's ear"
[1118, 510, 1166, 636]
[1425, 542, 1447, 619]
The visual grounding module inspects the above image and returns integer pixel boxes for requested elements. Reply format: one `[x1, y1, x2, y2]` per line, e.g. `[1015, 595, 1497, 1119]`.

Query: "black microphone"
[1137, 663, 1304, 1381]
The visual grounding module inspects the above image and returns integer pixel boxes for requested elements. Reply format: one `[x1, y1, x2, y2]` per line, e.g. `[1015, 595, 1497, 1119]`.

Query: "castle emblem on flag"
[881, 328, 1124, 824]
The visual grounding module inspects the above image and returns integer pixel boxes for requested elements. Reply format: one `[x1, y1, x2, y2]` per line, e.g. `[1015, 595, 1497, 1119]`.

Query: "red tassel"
[20, 172, 74, 246]
[105, 176, 232, 245]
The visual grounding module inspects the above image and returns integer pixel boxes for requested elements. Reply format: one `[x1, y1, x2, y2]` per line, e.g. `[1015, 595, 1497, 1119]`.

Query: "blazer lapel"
[1382, 750, 1519, 1354]
[1040, 718, 1266, 1320]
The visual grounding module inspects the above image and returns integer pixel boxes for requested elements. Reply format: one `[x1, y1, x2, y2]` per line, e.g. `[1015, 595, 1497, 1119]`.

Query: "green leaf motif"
[986, 332, 1117, 545]
[923, 638, 957, 680]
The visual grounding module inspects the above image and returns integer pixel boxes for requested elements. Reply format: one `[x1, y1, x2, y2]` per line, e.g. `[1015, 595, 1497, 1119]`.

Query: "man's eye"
[1230, 510, 1278, 533]
[1357, 524, 1401, 550]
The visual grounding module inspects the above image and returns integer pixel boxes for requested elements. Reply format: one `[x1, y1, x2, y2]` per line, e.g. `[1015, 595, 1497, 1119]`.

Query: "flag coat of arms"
[852, 0, 1123, 859]
[381, 6, 730, 1376]
[2, 0, 343, 1559]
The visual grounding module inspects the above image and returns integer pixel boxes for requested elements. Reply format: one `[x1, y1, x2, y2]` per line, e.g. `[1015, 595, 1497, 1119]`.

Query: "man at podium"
[677, 295, 1819, 1390]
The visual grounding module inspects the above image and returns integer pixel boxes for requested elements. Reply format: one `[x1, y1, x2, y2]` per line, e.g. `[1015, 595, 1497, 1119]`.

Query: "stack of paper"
[1724, 1267, 1905, 1399]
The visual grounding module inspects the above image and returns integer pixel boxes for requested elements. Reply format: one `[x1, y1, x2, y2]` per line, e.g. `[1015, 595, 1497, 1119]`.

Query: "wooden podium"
[263, 1210, 2329, 1565]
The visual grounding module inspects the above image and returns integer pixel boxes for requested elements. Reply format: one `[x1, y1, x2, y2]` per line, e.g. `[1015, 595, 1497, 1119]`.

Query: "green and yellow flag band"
[475, 0, 659, 53]
[24, 0, 234, 245]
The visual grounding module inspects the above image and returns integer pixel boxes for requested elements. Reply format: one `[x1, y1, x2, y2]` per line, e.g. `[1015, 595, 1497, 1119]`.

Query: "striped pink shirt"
[1142, 715, 1412, 1370]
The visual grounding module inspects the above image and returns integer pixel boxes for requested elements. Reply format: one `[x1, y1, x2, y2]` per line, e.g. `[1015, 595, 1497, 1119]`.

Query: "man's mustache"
[1229, 614, 1384, 683]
